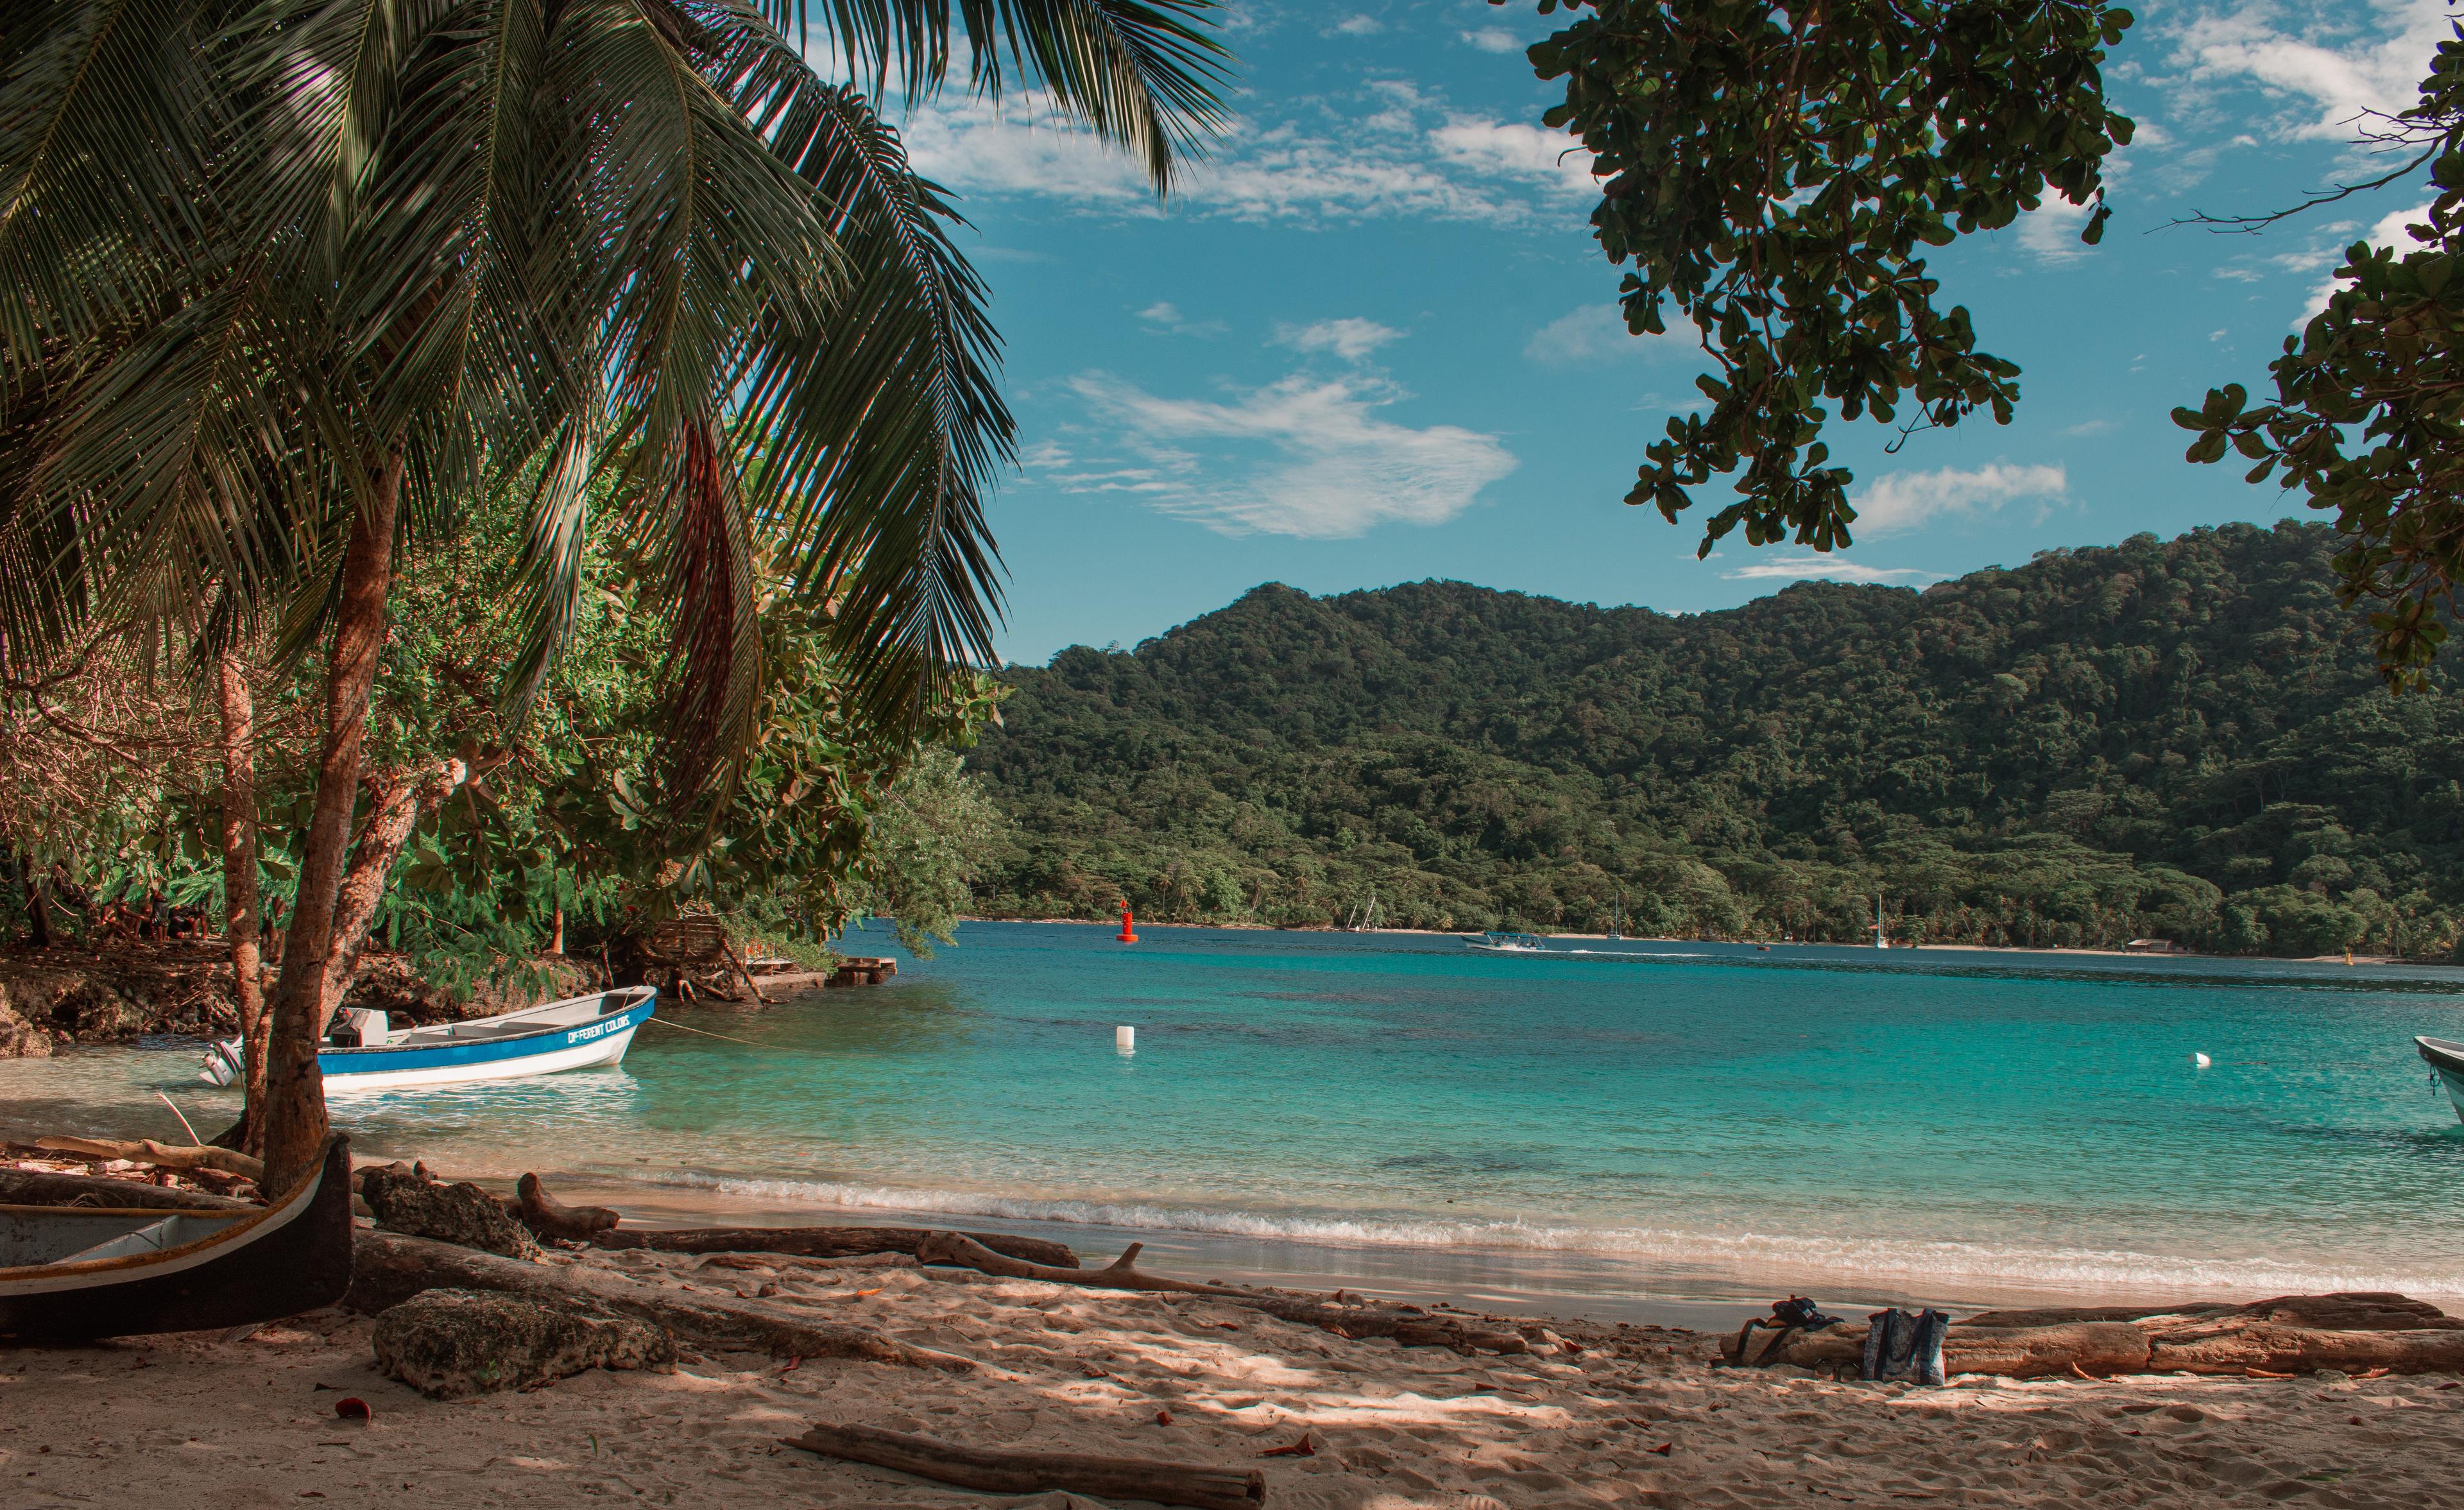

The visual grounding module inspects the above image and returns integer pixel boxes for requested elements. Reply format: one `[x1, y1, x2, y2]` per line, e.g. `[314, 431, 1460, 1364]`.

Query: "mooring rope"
[640, 1016, 770, 1049]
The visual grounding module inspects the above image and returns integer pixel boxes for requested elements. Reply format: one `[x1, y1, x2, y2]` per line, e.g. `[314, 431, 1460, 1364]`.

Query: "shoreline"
[954, 916, 2449, 965]
[478, 1166, 2464, 1333]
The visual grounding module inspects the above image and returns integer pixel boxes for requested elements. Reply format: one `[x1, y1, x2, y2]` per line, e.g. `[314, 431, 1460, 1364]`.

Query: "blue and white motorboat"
[2419, 1036, 2464, 1123]
[1463, 931, 1552, 954]
[200, 986, 656, 1093]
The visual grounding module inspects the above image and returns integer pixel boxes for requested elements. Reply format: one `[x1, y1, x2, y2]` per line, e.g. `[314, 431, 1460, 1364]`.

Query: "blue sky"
[878, 0, 2451, 664]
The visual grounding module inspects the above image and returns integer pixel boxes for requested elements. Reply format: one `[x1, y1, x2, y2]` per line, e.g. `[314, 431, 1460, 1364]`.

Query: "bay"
[10, 921, 2463, 1321]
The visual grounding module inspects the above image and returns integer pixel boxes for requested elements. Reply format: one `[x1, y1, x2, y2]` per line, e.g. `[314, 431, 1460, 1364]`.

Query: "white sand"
[9, 1244, 2462, 1509]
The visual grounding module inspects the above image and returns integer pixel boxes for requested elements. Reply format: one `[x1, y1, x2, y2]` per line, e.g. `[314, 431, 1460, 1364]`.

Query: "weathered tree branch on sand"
[514, 1172, 1076, 1267]
[916, 1231, 1530, 1356]
[696, 1251, 920, 1273]
[1732, 1291, 2464, 1377]
[515, 1172, 619, 1240]
[784, 1420, 1265, 1510]
[33, 1136, 262, 1180]
[0, 1167, 254, 1210]
[345, 1230, 975, 1371]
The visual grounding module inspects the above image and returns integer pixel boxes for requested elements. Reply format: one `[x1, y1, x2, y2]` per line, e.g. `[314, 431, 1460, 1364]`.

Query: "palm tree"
[0, 0, 1228, 1192]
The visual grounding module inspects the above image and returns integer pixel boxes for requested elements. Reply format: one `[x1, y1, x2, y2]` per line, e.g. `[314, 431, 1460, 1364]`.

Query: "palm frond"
[797, 0, 1231, 191]
[706, 25, 1009, 727]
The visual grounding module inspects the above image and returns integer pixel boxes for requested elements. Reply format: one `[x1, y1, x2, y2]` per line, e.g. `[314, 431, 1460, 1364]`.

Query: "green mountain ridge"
[969, 520, 2464, 957]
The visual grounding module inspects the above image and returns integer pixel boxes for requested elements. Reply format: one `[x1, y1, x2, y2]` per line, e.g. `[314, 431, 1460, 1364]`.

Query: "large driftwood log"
[345, 1230, 973, 1371]
[1736, 1295, 2464, 1378]
[785, 1421, 1265, 1510]
[33, 1136, 262, 1180]
[2148, 1324, 2464, 1375]
[588, 1224, 1078, 1267]
[915, 1231, 1530, 1356]
[515, 1173, 1077, 1268]
[0, 1168, 254, 1210]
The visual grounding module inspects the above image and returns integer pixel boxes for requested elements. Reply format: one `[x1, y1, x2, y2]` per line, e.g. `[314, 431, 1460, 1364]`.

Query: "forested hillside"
[970, 522, 2464, 957]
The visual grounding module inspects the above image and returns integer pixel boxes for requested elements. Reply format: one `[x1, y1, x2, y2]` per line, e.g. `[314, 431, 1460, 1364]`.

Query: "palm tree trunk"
[214, 650, 268, 1156]
[259, 454, 403, 1196]
[316, 755, 468, 1029]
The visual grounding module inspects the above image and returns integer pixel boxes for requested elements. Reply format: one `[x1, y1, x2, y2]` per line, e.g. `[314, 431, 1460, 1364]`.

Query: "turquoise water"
[12, 923, 2464, 1311]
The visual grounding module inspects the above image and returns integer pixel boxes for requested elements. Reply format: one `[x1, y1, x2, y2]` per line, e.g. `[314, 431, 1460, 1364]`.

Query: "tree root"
[914, 1231, 1530, 1356]
[346, 1230, 974, 1371]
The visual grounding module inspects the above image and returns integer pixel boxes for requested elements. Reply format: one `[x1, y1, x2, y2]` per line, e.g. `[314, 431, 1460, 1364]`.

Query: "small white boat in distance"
[1464, 932, 1552, 954]
[201, 986, 656, 1093]
[2418, 1036, 2464, 1123]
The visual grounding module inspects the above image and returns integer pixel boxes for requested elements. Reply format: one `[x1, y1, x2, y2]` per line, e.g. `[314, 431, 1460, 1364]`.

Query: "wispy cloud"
[896, 82, 1596, 224]
[1274, 318, 1405, 362]
[1135, 300, 1226, 338]
[1041, 372, 1517, 538]
[1460, 27, 1521, 53]
[1524, 304, 1697, 365]
[2166, 0, 2448, 139]
[1852, 463, 2070, 536]
[1722, 555, 1941, 585]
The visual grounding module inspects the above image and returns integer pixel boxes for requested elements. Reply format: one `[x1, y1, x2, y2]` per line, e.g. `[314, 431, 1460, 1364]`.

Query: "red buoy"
[1117, 903, 1138, 943]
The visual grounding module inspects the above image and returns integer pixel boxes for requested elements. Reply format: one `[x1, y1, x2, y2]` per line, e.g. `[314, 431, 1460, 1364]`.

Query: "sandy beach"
[12, 1233, 2462, 1510]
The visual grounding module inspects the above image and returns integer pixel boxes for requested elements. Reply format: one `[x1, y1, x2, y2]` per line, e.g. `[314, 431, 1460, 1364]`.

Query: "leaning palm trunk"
[316, 754, 471, 1031]
[213, 649, 268, 1155]
[259, 456, 402, 1197]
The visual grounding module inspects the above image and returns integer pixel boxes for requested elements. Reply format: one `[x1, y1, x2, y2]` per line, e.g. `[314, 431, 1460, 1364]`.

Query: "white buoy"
[2194, 1052, 2211, 1068]
[1116, 1025, 1136, 1055]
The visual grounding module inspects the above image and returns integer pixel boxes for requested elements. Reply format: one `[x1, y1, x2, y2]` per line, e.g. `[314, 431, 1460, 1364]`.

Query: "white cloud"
[1332, 15, 1382, 35]
[1851, 463, 2070, 536]
[1460, 28, 1521, 53]
[2168, 0, 2448, 139]
[1274, 318, 1404, 362]
[2300, 199, 2433, 317]
[897, 85, 1596, 224]
[1722, 555, 1940, 585]
[1426, 117, 1596, 199]
[2015, 196, 2096, 262]
[1134, 300, 1226, 337]
[1524, 304, 1697, 365]
[1046, 372, 1518, 538]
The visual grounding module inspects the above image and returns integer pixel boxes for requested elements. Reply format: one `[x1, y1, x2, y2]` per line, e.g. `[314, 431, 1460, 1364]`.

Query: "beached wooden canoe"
[0, 1136, 352, 1339]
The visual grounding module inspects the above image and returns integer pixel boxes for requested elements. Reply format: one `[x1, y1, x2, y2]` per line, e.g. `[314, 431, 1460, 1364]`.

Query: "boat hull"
[0, 1136, 352, 1339]
[2420, 1036, 2464, 1124]
[201, 989, 654, 1092]
[320, 1015, 645, 1092]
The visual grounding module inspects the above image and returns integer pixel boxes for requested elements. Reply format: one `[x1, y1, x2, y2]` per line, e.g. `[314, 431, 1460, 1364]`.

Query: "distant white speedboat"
[1463, 932, 1551, 954]
[2418, 1036, 2464, 1122]
[201, 986, 656, 1093]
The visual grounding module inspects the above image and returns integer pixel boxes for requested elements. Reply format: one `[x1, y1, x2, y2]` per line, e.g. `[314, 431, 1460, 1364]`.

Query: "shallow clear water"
[12, 923, 2464, 1313]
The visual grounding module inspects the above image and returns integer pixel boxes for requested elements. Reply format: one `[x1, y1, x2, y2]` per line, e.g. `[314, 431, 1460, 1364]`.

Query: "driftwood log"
[785, 1421, 1265, 1510]
[345, 1230, 974, 1371]
[1731, 1292, 2464, 1378]
[33, 1135, 262, 1180]
[513, 1173, 1076, 1268]
[515, 1172, 619, 1239]
[0, 1168, 255, 1210]
[916, 1231, 1530, 1356]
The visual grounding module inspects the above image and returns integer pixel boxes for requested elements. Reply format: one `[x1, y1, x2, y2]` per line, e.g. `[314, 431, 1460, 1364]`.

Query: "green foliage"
[2174, 26, 2464, 688]
[973, 521, 2464, 957]
[1516, 0, 2133, 553]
